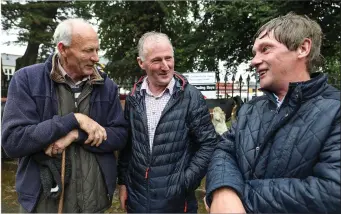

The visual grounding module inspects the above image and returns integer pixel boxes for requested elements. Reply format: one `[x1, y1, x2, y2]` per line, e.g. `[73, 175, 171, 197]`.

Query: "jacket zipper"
[129, 95, 152, 212]
[129, 90, 182, 212]
[252, 98, 279, 177]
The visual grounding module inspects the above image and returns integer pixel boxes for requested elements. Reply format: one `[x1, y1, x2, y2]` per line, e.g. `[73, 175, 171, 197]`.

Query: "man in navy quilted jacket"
[206, 12, 340, 213]
[117, 32, 217, 213]
[1, 18, 128, 212]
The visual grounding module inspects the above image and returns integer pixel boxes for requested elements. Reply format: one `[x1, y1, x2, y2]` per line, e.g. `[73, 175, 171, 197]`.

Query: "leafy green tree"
[91, 1, 199, 88]
[196, 0, 340, 87]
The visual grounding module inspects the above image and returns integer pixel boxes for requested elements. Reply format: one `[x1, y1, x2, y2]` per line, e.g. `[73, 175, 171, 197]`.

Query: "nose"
[160, 59, 169, 70]
[91, 53, 99, 63]
[251, 53, 262, 69]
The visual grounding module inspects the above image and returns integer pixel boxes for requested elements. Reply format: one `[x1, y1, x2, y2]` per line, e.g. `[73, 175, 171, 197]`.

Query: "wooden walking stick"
[58, 150, 66, 214]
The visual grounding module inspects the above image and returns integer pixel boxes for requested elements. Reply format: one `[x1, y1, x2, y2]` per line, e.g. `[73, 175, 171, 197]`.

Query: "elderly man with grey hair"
[1, 18, 128, 213]
[117, 32, 217, 212]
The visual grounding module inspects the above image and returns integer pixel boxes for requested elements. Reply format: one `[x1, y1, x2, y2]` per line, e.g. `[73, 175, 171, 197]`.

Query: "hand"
[210, 187, 246, 214]
[45, 143, 63, 157]
[44, 143, 55, 157]
[74, 113, 107, 146]
[44, 130, 79, 157]
[119, 185, 128, 211]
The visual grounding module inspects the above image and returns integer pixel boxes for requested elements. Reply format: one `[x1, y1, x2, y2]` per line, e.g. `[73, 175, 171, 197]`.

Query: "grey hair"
[53, 18, 93, 54]
[137, 32, 174, 61]
[254, 12, 323, 73]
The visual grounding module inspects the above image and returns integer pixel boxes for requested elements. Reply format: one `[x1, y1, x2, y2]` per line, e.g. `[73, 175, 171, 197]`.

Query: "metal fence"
[216, 73, 260, 102]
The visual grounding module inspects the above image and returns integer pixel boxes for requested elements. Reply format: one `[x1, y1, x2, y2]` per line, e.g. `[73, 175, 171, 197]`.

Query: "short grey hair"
[53, 18, 92, 53]
[255, 12, 323, 73]
[137, 32, 174, 61]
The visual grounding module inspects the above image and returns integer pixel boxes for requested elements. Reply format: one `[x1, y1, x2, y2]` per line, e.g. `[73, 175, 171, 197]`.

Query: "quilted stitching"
[206, 74, 341, 212]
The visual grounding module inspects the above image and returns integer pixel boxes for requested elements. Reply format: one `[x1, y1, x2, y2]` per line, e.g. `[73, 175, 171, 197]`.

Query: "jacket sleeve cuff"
[74, 129, 87, 144]
[117, 175, 126, 185]
[61, 113, 80, 133]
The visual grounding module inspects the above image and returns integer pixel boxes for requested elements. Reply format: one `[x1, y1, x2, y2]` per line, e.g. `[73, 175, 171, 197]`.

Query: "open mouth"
[258, 70, 267, 78]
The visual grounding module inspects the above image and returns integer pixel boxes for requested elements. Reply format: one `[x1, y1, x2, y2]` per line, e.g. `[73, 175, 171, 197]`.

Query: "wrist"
[213, 187, 239, 199]
[74, 113, 82, 125]
[69, 129, 79, 141]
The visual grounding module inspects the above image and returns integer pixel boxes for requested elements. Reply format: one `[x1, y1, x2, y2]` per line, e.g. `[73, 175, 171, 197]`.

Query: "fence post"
[239, 75, 243, 98]
[216, 71, 220, 99]
[247, 74, 250, 101]
[224, 73, 228, 99]
[232, 74, 235, 98]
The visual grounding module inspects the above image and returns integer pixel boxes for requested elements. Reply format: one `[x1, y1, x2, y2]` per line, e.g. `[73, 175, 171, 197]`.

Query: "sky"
[1, 30, 26, 56]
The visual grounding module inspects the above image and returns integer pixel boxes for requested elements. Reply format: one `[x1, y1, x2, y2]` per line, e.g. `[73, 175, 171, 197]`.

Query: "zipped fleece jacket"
[1, 54, 128, 212]
[118, 73, 217, 213]
[206, 73, 341, 213]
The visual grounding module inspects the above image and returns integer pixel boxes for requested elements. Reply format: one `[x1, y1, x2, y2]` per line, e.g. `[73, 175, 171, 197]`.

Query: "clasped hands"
[45, 113, 107, 157]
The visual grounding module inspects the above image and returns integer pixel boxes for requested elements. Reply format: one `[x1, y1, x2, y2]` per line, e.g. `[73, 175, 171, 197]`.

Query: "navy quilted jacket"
[206, 73, 341, 213]
[118, 73, 217, 213]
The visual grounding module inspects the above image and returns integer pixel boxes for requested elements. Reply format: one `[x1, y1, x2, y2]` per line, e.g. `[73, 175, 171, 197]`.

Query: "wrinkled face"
[60, 25, 99, 81]
[137, 38, 174, 87]
[251, 30, 297, 92]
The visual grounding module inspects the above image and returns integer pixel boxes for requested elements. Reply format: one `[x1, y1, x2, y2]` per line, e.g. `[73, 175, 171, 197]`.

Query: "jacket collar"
[262, 72, 328, 104]
[140, 77, 175, 96]
[130, 71, 188, 97]
[47, 53, 105, 85]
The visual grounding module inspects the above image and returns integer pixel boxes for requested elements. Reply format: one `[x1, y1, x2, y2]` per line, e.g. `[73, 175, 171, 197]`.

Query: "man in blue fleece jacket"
[1, 18, 128, 213]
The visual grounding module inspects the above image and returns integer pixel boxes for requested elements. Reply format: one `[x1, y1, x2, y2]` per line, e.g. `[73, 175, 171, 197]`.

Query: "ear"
[57, 42, 68, 58]
[137, 57, 145, 70]
[297, 38, 312, 59]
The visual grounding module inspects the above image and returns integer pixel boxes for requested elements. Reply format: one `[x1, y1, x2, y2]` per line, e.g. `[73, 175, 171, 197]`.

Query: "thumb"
[120, 198, 126, 211]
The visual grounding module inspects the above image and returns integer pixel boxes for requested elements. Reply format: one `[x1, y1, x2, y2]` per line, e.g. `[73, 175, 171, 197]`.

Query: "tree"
[1, 1, 92, 70]
[196, 0, 340, 87]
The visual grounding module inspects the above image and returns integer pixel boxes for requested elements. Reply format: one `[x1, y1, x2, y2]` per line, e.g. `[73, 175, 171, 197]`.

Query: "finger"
[101, 127, 107, 141]
[121, 199, 127, 212]
[95, 132, 105, 147]
[54, 142, 64, 150]
[52, 147, 58, 155]
[45, 145, 53, 157]
[85, 132, 95, 144]
[96, 137, 104, 147]
[119, 198, 124, 210]
[91, 132, 101, 146]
